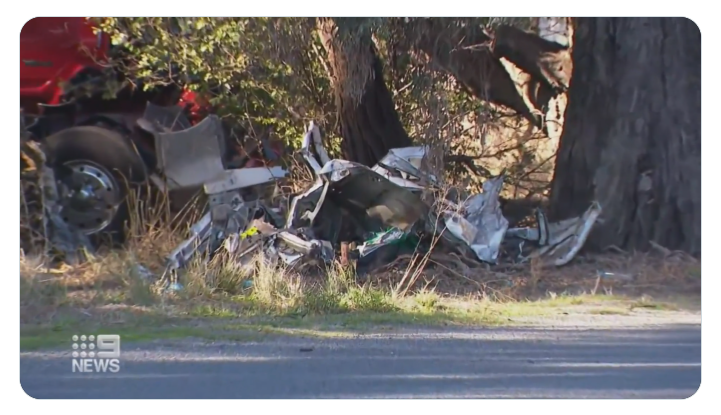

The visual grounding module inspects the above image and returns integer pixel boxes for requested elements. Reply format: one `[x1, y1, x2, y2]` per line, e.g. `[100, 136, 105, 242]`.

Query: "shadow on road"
[20, 325, 701, 398]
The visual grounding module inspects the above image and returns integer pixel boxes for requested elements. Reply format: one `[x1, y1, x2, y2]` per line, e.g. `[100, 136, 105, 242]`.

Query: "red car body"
[20, 17, 281, 168]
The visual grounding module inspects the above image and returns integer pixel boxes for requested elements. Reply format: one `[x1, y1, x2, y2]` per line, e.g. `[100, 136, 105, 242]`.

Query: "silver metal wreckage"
[160, 119, 603, 281]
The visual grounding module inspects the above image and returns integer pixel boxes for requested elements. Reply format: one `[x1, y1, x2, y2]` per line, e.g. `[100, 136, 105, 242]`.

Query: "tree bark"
[550, 17, 701, 256]
[318, 18, 412, 166]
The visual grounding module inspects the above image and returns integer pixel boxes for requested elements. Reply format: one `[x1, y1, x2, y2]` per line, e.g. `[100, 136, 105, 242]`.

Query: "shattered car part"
[267, 232, 334, 268]
[372, 146, 438, 189]
[348, 144, 511, 264]
[301, 121, 331, 170]
[594, 270, 634, 281]
[505, 201, 602, 266]
[153, 115, 228, 190]
[359, 142, 602, 266]
[442, 175, 509, 264]
[159, 116, 289, 274]
[364, 142, 510, 264]
[342, 139, 602, 267]
[137, 101, 192, 134]
[164, 168, 289, 274]
[287, 153, 429, 238]
[275, 123, 436, 269]
[222, 218, 271, 255]
[165, 211, 212, 271]
[357, 227, 409, 258]
[163, 118, 604, 283]
[286, 122, 601, 269]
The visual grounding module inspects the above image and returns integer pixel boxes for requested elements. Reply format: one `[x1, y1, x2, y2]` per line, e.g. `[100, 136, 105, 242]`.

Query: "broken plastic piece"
[358, 227, 408, 258]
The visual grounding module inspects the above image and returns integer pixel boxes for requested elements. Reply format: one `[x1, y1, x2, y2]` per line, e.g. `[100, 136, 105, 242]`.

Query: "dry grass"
[20, 236, 699, 349]
[20, 194, 399, 325]
[360, 241, 700, 310]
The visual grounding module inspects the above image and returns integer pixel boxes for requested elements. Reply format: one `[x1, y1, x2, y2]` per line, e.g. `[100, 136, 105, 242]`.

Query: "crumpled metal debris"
[442, 175, 509, 264]
[505, 201, 602, 266]
[164, 120, 603, 280]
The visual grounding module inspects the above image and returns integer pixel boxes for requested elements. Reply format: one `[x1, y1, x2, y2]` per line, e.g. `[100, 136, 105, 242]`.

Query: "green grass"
[21, 323, 208, 351]
[19, 307, 500, 351]
[24, 292, 666, 351]
[21, 250, 698, 352]
[587, 307, 631, 316]
[189, 304, 241, 318]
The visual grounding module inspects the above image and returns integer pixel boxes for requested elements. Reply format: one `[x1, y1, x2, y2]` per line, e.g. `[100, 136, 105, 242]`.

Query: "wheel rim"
[56, 160, 122, 235]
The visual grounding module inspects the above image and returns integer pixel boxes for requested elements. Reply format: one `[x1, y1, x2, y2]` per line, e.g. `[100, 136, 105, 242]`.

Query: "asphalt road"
[20, 325, 701, 398]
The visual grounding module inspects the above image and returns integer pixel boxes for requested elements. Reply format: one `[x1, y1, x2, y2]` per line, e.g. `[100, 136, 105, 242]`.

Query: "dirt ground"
[369, 249, 701, 305]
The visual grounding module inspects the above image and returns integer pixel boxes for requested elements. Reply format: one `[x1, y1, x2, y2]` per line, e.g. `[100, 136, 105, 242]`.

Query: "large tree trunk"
[550, 18, 701, 255]
[318, 18, 412, 166]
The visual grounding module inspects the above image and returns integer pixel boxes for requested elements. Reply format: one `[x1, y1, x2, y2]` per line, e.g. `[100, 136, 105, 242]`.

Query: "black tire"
[43, 126, 148, 244]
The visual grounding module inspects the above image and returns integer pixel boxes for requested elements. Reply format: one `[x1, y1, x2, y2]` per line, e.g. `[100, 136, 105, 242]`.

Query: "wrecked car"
[162, 120, 603, 282]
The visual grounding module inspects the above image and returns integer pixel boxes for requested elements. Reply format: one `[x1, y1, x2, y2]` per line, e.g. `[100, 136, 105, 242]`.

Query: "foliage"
[96, 17, 560, 197]
[96, 17, 334, 148]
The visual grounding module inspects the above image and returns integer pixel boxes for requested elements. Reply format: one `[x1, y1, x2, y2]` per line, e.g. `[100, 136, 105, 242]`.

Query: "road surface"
[21, 324, 700, 398]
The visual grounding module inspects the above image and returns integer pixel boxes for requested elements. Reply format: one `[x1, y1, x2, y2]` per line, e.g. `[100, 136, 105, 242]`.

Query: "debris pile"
[161, 121, 603, 285]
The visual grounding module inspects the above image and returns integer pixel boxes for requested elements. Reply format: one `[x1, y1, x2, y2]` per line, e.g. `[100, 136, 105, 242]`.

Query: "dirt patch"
[368, 250, 700, 304]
